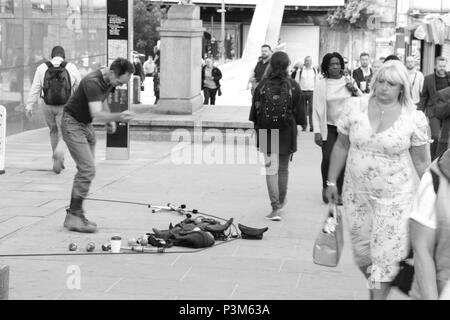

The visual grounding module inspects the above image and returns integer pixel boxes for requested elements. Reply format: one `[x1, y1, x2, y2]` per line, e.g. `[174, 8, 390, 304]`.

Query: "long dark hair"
[320, 52, 345, 78]
[266, 51, 290, 79]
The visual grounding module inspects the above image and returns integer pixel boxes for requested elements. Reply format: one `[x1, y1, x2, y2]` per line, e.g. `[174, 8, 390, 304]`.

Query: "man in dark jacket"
[248, 45, 272, 95]
[133, 55, 145, 90]
[434, 86, 450, 157]
[352, 52, 373, 94]
[419, 56, 450, 160]
[201, 58, 222, 105]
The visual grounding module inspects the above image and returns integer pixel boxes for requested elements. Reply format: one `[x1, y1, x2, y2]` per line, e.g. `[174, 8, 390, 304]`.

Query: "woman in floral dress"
[326, 60, 431, 300]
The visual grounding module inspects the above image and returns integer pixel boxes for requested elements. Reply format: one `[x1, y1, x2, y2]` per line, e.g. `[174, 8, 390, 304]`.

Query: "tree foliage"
[327, 0, 373, 30]
[133, 0, 168, 57]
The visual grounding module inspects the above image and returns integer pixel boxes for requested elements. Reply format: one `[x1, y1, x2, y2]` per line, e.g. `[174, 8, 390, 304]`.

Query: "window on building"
[31, 0, 52, 14]
[0, 0, 14, 15]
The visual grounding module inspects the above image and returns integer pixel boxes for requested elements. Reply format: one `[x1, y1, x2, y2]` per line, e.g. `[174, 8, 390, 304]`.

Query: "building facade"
[0, 0, 107, 136]
[151, 0, 344, 67]
[401, 0, 450, 75]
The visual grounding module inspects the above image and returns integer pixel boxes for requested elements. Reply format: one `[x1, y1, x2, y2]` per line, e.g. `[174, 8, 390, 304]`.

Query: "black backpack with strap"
[255, 79, 294, 130]
[42, 61, 72, 106]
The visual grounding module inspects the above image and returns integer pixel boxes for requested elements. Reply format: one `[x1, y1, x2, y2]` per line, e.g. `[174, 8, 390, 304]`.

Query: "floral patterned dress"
[337, 96, 430, 283]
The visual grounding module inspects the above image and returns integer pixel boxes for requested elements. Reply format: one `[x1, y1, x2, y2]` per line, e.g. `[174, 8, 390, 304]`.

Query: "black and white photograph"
[1, 0, 450, 308]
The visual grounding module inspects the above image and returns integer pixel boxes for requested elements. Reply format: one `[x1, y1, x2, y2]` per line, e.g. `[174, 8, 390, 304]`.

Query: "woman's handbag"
[391, 252, 414, 296]
[313, 203, 344, 267]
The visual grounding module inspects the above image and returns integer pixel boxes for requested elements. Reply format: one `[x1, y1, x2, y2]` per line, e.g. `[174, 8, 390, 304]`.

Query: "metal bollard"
[0, 265, 9, 300]
[133, 76, 141, 104]
[0, 105, 6, 175]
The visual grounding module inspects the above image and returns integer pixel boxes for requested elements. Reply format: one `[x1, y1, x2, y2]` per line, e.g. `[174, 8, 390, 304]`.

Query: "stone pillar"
[157, 5, 204, 114]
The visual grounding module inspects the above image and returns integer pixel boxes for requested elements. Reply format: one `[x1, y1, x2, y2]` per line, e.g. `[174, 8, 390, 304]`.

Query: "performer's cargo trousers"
[61, 112, 96, 201]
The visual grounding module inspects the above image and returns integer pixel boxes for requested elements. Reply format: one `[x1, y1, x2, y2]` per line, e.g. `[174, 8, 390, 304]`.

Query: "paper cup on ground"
[110, 236, 122, 253]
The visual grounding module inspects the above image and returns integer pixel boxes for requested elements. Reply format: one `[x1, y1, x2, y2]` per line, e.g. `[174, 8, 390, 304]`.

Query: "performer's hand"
[314, 133, 323, 147]
[106, 122, 117, 134]
[25, 106, 33, 120]
[119, 110, 135, 123]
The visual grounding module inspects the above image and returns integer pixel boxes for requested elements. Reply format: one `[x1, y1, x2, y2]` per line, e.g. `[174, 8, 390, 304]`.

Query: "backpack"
[42, 61, 72, 106]
[255, 79, 294, 129]
[170, 230, 215, 249]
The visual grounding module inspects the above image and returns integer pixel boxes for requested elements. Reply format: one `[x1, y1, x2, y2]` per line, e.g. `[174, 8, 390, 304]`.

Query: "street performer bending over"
[61, 58, 135, 233]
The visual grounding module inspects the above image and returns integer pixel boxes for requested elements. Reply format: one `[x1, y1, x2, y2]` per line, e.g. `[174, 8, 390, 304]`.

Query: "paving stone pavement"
[0, 128, 408, 300]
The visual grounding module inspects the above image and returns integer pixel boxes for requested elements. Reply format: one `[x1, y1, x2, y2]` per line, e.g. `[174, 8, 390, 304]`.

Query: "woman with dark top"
[249, 51, 307, 221]
[312, 52, 361, 204]
[202, 58, 222, 105]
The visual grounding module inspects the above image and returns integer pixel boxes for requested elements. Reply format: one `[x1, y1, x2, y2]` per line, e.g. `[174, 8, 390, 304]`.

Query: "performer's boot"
[64, 198, 97, 233]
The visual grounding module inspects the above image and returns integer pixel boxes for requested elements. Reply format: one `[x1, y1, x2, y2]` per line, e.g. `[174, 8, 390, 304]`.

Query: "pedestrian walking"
[326, 60, 431, 300]
[419, 56, 450, 160]
[410, 148, 450, 299]
[248, 45, 272, 95]
[153, 49, 160, 104]
[384, 55, 401, 62]
[405, 56, 424, 107]
[143, 56, 155, 77]
[372, 59, 383, 75]
[133, 54, 145, 91]
[249, 51, 307, 221]
[61, 58, 135, 233]
[296, 56, 318, 132]
[201, 58, 222, 106]
[25, 45, 81, 174]
[434, 86, 450, 155]
[352, 52, 373, 94]
[312, 52, 361, 204]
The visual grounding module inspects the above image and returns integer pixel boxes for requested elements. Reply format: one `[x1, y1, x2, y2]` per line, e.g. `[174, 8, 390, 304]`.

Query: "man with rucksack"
[25, 46, 81, 174]
[295, 56, 317, 132]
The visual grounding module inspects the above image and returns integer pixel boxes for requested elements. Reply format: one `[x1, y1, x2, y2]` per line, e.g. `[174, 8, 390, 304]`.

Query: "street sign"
[106, 0, 132, 160]
[0, 105, 6, 175]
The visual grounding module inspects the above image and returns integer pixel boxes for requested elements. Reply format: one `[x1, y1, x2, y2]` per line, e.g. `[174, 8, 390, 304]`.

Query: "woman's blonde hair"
[370, 60, 415, 111]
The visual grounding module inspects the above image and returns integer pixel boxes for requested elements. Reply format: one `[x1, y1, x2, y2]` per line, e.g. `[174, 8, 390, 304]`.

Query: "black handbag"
[392, 251, 414, 295]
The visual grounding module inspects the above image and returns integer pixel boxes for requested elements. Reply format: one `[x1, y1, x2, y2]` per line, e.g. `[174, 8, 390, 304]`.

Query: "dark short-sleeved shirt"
[64, 70, 113, 124]
[436, 75, 450, 92]
[254, 59, 270, 83]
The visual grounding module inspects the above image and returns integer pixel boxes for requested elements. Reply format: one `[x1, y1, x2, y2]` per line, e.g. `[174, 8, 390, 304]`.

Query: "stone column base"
[156, 94, 204, 115]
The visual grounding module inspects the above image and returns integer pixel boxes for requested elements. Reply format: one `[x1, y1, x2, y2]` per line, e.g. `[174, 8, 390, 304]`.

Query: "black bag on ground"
[170, 231, 215, 248]
[42, 61, 72, 105]
[255, 79, 293, 129]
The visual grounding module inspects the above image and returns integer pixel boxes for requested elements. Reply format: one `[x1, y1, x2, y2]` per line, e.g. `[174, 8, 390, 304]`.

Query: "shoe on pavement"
[310, 128, 314, 132]
[266, 209, 282, 221]
[64, 210, 98, 233]
[52, 151, 65, 174]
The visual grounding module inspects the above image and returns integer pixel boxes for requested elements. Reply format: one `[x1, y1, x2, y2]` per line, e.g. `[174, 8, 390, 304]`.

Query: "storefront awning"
[414, 13, 450, 44]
